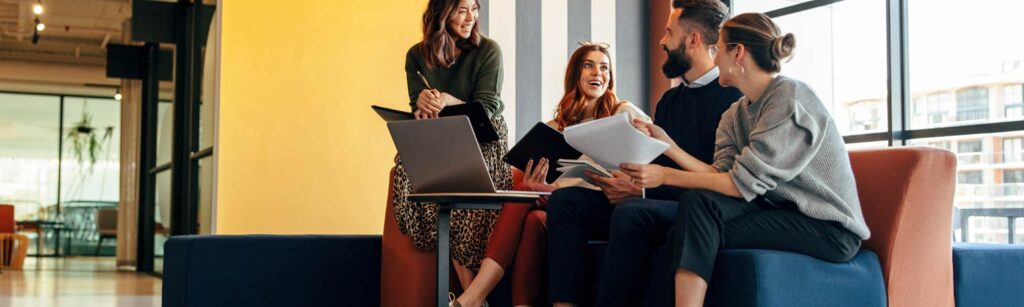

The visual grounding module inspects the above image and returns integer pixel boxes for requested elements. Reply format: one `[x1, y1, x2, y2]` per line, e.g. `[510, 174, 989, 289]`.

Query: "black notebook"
[503, 122, 582, 183]
[371, 104, 499, 143]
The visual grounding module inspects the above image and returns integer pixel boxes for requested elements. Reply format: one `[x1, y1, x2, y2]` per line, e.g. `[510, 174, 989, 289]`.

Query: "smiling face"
[447, 0, 479, 39]
[577, 50, 612, 100]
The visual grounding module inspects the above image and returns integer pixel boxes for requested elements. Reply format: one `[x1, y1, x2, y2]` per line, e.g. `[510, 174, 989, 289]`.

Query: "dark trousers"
[598, 199, 678, 307]
[672, 189, 862, 282]
[547, 187, 681, 306]
[547, 187, 614, 305]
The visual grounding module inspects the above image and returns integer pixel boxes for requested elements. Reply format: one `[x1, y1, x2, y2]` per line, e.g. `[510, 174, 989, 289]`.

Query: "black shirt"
[646, 78, 743, 200]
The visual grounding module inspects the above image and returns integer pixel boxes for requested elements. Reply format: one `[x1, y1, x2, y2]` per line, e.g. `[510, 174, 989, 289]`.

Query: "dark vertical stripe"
[479, 0, 489, 36]
[617, 0, 650, 112]
[516, 0, 542, 140]
[567, 0, 591, 57]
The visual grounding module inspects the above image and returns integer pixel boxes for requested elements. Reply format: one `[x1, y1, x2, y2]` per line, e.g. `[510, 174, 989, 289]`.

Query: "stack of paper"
[555, 112, 670, 182]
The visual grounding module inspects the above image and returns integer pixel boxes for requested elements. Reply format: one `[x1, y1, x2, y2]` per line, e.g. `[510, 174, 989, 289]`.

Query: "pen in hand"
[416, 70, 433, 90]
[417, 70, 443, 116]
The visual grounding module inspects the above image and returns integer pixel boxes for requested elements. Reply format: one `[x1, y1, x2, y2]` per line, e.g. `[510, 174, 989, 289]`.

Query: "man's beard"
[661, 44, 692, 79]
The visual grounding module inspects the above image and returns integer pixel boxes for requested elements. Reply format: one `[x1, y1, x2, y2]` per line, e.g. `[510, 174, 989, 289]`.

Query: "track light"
[32, 16, 42, 44]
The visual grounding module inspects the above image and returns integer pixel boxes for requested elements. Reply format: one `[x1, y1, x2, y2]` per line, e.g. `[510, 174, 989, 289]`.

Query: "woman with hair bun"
[622, 13, 870, 307]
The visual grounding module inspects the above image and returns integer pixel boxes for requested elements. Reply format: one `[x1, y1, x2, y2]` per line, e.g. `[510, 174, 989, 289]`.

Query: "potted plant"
[65, 108, 114, 173]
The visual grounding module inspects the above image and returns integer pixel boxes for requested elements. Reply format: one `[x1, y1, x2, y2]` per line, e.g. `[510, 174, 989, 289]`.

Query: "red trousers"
[484, 182, 554, 306]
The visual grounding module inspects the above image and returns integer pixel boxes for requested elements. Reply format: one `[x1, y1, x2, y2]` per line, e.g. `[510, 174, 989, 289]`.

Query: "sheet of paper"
[562, 112, 670, 170]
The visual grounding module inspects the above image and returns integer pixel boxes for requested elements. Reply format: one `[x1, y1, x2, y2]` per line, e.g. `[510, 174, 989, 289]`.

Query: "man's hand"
[588, 171, 642, 204]
[620, 163, 668, 188]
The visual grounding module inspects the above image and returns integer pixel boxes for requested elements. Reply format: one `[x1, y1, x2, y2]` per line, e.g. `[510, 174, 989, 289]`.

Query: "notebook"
[502, 122, 582, 183]
[371, 103, 499, 143]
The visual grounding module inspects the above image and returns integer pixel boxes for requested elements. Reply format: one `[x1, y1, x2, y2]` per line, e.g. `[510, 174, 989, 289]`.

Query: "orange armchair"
[851, 147, 957, 307]
[0, 204, 29, 270]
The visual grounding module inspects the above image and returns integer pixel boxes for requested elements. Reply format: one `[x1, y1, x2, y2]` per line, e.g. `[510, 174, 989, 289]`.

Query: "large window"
[0, 93, 60, 222]
[0, 93, 121, 256]
[758, 0, 888, 137]
[736, 0, 1024, 245]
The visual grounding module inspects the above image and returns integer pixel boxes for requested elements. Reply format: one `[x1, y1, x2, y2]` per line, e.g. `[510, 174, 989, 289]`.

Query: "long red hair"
[553, 45, 619, 130]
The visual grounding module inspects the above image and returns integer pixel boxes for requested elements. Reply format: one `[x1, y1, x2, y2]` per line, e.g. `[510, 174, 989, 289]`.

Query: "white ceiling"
[0, 0, 131, 66]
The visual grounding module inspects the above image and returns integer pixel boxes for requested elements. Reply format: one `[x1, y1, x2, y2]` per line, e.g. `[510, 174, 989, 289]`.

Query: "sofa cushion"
[586, 243, 886, 307]
[953, 243, 1024, 307]
[163, 235, 381, 307]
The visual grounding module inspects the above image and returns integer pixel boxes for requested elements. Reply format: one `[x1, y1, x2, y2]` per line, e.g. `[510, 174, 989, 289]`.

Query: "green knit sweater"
[405, 37, 504, 118]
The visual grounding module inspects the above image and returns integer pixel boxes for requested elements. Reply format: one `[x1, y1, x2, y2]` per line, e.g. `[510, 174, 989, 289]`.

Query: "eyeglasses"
[708, 43, 740, 57]
[578, 41, 610, 49]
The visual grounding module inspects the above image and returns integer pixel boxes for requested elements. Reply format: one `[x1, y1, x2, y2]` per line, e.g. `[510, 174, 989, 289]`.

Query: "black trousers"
[547, 187, 614, 305]
[672, 189, 862, 282]
[547, 187, 681, 307]
[599, 198, 678, 307]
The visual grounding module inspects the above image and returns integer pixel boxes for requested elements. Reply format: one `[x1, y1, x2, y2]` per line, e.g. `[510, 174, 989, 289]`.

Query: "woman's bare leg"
[674, 269, 708, 307]
[455, 257, 505, 307]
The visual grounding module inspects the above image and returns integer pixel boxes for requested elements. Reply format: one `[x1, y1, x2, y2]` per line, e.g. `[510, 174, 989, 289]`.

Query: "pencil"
[416, 70, 433, 90]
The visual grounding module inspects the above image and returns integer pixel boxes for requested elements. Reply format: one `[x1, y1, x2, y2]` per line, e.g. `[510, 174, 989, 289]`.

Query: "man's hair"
[671, 0, 730, 45]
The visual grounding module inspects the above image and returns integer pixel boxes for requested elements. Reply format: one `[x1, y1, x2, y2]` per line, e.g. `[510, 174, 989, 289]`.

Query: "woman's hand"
[620, 163, 668, 188]
[523, 158, 550, 185]
[438, 92, 465, 106]
[413, 109, 435, 119]
[416, 89, 444, 118]
[633, 119, 677, 148]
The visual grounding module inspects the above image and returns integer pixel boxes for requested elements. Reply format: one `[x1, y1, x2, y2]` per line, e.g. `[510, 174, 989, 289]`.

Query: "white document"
[554, 158, 612, 185]
[562, 112, 670, 171]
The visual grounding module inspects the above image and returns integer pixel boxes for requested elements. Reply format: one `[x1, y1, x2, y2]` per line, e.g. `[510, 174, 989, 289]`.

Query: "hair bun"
[771, 33, 796, 61]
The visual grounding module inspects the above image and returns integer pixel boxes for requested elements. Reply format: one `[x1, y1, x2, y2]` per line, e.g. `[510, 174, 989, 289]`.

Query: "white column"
[541, 0, 569, 122]
[490, 0, 517, 142]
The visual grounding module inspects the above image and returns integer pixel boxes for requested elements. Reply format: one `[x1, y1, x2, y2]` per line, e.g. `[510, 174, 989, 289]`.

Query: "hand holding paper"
[562, 112, 670, 170]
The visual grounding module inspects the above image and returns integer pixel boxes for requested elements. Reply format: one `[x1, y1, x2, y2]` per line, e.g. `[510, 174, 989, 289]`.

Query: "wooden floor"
[0, 257, 161, 307]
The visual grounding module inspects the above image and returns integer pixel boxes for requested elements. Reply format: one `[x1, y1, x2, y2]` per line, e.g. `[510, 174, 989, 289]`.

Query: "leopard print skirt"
[392, 115, 512, 271]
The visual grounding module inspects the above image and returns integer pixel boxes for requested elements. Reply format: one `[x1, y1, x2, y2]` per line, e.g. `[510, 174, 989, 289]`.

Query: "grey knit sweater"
[711, 76, 870, 239]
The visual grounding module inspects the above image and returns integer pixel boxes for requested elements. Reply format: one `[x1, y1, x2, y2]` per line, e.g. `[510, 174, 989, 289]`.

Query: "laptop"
[387, 116, 550, 196]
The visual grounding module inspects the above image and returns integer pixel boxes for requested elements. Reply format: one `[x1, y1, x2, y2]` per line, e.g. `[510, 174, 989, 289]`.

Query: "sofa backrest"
[849, 146, 956, 307]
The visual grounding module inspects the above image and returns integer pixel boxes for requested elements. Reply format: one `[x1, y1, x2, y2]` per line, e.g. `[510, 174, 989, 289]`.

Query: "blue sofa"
[952, 243, 1024, 307]
[162, 235, 887, 307]
[162, 235, 382, 307]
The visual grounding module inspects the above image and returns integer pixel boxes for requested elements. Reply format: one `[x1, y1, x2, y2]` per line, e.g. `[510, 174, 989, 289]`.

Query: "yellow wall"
[217, 0, 425, 234]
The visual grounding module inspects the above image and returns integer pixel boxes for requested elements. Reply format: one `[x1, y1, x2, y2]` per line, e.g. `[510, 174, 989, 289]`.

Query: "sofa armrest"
[163, 235, 381, 307]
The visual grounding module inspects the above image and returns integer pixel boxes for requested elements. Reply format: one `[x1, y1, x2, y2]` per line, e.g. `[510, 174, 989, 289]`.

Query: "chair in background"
[0, 204, 30, 269]
[94, 209, 118, 256]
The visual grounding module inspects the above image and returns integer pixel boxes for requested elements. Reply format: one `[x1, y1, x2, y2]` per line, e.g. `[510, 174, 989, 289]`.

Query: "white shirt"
[681, 67, 720, 89]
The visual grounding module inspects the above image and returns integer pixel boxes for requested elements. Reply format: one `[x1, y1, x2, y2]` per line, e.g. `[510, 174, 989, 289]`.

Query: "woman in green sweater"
[391, 0, 510, 305]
